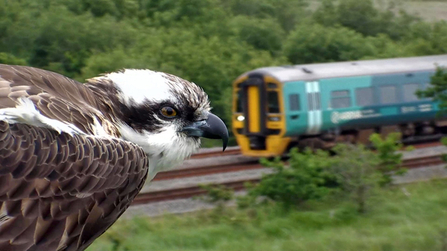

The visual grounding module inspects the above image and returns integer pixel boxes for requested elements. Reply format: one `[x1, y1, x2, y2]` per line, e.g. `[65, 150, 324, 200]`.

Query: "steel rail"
[133, 151, 446, 205]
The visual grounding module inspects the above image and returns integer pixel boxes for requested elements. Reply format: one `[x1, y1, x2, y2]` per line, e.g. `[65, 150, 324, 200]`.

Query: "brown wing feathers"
[0, 122, 148, 251]
[0, 65, 150, 251]
[0, 64, 120, 137]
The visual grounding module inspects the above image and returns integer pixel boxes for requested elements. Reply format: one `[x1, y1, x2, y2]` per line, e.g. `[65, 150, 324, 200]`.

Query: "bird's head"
[91, 69, 228, 176]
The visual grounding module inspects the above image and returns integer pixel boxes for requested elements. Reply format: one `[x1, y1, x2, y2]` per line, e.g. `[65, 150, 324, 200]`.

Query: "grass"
[401, 1, 447, 22]
[307, 0, 447, 22]
[88, 180, 447, 251]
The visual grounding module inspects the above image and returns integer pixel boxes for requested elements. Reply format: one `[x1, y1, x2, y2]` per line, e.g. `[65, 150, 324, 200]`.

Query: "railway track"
[132, 142, 447, 205]
[190, 146, 241, 159]
[133, 178, 260, 204]
[401, 155, 443, 168]
[408, 140, 442, 149]
[189, 140, 441, 159]
[153, 161, 262, 180]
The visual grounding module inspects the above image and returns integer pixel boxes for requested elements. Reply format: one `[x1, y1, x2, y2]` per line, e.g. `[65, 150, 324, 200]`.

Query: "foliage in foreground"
[370, 132, 411, 185]
[253, 148, 333, 209]
[248, 133, 408, 212]
[416, 67, 447, 161]
[417, 67, 447, 115]
[88, 180, 447, 251]
[328, 144, 382, 213]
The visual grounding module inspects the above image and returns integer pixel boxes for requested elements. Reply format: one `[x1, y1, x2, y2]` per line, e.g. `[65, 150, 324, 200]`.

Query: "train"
[232, 55, 447, 157]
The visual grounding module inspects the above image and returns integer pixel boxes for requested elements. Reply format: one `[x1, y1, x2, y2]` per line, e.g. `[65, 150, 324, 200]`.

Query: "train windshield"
[267, 91, 280, 113]
[236, 89, 243, 112]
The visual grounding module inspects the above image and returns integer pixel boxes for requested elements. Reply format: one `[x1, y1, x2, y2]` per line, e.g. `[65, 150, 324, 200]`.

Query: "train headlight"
[237, 115, 245, 121]
[268, 117, 280, 121]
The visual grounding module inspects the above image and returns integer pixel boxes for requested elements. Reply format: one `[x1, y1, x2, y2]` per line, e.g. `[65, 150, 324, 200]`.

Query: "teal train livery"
[232, 55, 447, 157]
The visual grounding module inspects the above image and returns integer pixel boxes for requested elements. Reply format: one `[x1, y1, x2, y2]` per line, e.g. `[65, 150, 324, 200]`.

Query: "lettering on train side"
[331, 109, 380, 124]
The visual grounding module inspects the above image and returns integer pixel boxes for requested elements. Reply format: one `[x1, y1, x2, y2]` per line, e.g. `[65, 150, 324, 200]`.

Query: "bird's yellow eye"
[160, 106, 177, 118]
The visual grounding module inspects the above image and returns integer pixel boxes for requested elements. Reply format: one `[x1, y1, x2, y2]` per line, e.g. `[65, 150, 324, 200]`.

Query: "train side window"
[355, 87, 373, 106]
[289, 94, 300, 111]
[331, 90, 351, 108]
[332, 90, 349, 97]
[403, 83, 420, 102]
[267, 91, 280, 113]
[380, 85, 397, 104]
[314, 93, 321, 110]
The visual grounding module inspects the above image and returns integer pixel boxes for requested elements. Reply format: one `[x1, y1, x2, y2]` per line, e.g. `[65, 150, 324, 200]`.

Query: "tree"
[336, 0, 379, 36]
[313, 0, 420, 40]
[327, 134, 409, 213]
[369, 132, 409, 186]
[0, 52, 27, 65]
[312, 0, 338, 28]
[328, 144, 382, 213]
[417, 67, 447, 162]
[283, 23, 375, 64]
[230, 16, 285, 56]
[417, 67, 447, 114]
[404, 22, 447, 56]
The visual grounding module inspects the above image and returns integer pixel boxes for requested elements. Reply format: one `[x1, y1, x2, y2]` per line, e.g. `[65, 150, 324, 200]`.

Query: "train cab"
[232, 73, 291, 157]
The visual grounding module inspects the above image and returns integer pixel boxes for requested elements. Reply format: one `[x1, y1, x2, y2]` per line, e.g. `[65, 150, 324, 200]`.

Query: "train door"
[241, 75, 266, 136]
[236, 75, 267, 149]
[306, 81, 322, 135]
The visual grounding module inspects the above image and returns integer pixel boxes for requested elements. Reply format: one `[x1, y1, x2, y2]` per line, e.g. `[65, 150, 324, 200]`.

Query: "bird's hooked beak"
[181, 113, 229, 151]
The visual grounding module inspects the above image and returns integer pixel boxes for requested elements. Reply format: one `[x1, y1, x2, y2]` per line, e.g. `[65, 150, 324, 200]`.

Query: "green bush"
[416, 67, 447, 162]
[247, 133, 408, 213]
[199, 184, 234, 204]
[0, 52, 27, 65]
[253, 148, 333, 209]
[328, 144, 382, 213]
[416, 67, 447, 113]
[327, 133, 409, 212]
[369, 132, 409, 186]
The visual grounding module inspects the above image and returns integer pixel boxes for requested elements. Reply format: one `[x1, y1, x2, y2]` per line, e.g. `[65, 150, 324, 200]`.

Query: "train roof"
[243, 54, 447, 83]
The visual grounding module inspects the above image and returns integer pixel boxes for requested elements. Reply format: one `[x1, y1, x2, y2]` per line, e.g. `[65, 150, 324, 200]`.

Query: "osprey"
[0, 64, 228, 251]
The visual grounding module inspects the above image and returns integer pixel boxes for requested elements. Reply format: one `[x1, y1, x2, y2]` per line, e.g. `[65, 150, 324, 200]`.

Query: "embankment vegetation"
[91, 181, 447, 251]
[89, 134, 447, 251]
[1, 0, 447, 146]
